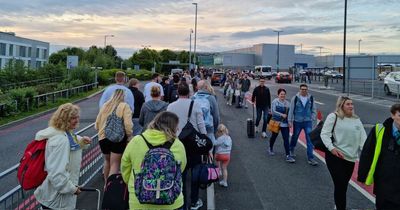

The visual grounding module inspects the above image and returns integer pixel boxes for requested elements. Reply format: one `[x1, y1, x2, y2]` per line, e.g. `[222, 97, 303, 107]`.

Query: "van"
[170, 68, 183, 76]
[254, 66, 272, 80]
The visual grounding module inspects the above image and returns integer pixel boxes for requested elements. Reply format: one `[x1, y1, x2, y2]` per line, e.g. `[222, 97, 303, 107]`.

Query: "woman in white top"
[320, 96, 367, 210]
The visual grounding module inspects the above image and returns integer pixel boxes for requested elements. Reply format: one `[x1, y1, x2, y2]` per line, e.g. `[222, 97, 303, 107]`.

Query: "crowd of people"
[31, 69, 400, 210]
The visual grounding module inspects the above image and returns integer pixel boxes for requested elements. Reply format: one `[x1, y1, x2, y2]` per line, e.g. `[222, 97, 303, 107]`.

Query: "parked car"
[275, 72, 292, 83]
[378, 71, 389, 81]
[384, 72, 400, 95]
[330, 71, 343, 79]
[211, 71, 224, 86]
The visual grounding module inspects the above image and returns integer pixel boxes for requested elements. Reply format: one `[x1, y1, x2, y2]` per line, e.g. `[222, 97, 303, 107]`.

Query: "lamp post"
[342, 0, 348, 94]
[358, 39, 362, 54]
[273, 30, 282, 72]
[192, 2, 198, 70]
[104, 35, 114, 48]
[189, 29, 193, 71]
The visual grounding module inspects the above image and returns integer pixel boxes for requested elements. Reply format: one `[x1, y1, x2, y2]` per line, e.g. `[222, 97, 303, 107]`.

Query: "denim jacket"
[271, 98, 290, 127]
[288, 93, 317, 123]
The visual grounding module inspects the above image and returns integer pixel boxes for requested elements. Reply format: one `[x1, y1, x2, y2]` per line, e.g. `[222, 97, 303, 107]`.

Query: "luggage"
[247, 105, 255, 138]
[80, 188, 101, 210]
[102, 174, 129, 210]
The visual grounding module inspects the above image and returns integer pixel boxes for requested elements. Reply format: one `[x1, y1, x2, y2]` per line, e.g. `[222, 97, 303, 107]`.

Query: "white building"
[0, 32, 49, 69]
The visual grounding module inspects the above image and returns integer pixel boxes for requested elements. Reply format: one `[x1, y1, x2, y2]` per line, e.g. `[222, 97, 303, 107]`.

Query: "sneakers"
[268, 148, 275, 156]
[190, 198, 203, 210]
[262, 132, 267, 138]
[286, 155, 295, 163]
[308, 158, 319, 166]
[219, 180, 228, 187]
[289, 151, 296, 158]
[255, 126, 259, 133]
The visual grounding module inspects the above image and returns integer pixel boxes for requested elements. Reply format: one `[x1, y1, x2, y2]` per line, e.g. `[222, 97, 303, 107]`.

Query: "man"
[192, 80, 220, 145]
[128, 78, 144, 135]
[165, 74, 180, 103]
[167, 83, 206, 210]
[288, 84, 318, 165]
[143, 73, 164, 102]
[251, 77, 271, 138]
[240, 74, 251, 108]
[358, 103, 400, 209]
[99, 71, 134, 112]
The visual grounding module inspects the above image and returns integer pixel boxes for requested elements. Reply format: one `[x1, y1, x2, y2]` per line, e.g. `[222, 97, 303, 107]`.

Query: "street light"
[342, 0, 348, 94]
[358, 39, 362, 54]
[192, 2, 198, 70]
[104, 35, 114, 48]
[189, 29, 193, 71]
[273, 30, 282, 72]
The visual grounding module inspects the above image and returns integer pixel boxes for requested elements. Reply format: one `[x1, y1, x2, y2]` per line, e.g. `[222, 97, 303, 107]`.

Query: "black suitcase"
[102, 174, 129, 210]
[247, 105, 255, 138]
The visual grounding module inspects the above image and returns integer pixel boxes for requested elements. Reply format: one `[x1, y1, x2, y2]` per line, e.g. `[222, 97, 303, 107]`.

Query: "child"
[214, 124, 232, 187]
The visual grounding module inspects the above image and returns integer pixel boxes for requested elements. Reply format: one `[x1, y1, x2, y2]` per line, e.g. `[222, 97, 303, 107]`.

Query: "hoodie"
[34, 127, 84, 210]
[138, 100, 169, 129]
[121, 129, 187, 210]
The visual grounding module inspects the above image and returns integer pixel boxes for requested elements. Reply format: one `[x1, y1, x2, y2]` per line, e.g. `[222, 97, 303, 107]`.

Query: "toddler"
[214, 124, 232, 187]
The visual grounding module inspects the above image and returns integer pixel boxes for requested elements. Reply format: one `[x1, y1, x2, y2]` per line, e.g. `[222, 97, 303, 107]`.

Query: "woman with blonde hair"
[34, 103, 91, 209]
[95, 89, 133, 181]
[320, 96, 367, 210]
[121, 111, 187, 209]
[139, 85, 168, 129]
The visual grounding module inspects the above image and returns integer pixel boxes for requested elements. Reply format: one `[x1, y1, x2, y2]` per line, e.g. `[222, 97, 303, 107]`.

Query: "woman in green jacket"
[121, 111, 187, 210]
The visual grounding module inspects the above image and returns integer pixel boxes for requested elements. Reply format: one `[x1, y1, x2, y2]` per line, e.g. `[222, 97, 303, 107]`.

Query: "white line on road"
[314, 100, 325, 105]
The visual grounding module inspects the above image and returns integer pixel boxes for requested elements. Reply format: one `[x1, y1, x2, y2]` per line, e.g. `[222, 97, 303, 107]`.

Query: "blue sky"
[0, 0, 399, 58]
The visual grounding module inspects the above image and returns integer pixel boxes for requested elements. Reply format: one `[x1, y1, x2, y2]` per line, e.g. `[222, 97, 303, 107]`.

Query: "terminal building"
[0, 31, 49, 69]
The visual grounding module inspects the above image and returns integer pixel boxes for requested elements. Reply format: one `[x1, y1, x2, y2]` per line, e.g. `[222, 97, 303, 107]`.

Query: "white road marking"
[314, 101, 325, 105]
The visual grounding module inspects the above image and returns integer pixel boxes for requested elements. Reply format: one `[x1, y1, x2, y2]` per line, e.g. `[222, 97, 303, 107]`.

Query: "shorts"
[215, 154, 231, 167]
[99, 137, 127, 154]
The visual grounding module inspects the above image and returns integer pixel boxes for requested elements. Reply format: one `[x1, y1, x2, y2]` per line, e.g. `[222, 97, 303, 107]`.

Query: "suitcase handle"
[79, 187, 101, 210]
[80, 187, 98, 192]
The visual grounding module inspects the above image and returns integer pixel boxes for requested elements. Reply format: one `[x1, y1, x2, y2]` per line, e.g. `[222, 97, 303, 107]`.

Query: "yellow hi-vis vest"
[365, 124, 385, 185]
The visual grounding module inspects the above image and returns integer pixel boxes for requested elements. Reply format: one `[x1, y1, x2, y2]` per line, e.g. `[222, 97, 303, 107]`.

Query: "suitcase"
[102, 174, 129, 210]
[247, 105, 255, 138]
[80, 188, 101, 210]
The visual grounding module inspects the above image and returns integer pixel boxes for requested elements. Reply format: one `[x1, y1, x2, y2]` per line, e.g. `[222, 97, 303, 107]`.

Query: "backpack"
[134, 134, 182, 205]
[168, 84, 179, 103]
[17, 139, 48, 190]
[178, 101, 213, 155]
[104, 105, 125, 143]
[193, 93, 213, 128]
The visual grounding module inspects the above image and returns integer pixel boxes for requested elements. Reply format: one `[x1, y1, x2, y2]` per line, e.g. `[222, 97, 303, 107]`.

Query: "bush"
[98, 69, 118, 85]
[69, 66, 94, 84]
[8, 87, 37, 111]
[35, 83, 58, 94]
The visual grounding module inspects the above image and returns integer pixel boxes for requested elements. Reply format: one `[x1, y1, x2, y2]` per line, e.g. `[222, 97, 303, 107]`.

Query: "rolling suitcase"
[247, 105, 255, 138]
[102, 173, 129, 210]
[80, 188, 101, 210]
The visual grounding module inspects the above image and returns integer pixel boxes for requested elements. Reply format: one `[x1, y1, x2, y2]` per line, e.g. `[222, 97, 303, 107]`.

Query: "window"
[0, 43, 6, 56]
[0, 58, 2, 69]
[36, 61, 41, 68]
[28, 47, 32, 57]
[19, 46, 26, 57]
[9, 44, 13, 56]
[43, 49, 47, 59]
[36, 48, 40, 58]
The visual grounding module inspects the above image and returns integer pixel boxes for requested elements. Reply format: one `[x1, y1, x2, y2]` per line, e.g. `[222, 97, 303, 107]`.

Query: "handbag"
[178, 101, 213, 155]
[192, 155, 220, 189]
[267, 119, 280, 133]
[310, 113, 338, 152]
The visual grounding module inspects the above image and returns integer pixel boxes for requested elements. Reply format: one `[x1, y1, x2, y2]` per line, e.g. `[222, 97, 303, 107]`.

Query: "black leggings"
[325, 151, 355, 210]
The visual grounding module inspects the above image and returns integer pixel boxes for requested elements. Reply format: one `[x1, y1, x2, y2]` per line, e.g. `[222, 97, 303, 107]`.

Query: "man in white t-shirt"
[143, 73, 164, 102]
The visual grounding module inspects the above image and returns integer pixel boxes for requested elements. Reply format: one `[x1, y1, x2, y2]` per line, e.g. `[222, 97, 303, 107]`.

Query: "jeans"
[290, 121, 314, 159]
[269, 127, 290, 155]
[182, 155, 201, 210]
[325, 152, 355, 210]
[255, 107, 270, 132]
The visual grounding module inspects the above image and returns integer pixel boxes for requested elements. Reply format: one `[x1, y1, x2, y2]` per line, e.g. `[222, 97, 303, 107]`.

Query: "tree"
[160, 49, 177, 63]
[128, 48, 160, 71]
[177, 50, 189, 64]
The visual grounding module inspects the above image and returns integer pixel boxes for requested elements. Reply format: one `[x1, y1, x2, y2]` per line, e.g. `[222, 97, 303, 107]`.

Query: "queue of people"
[31, 69, 400, 210]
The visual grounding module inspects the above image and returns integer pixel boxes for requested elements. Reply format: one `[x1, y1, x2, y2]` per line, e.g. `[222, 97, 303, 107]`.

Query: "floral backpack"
[134, 134, 182, 205]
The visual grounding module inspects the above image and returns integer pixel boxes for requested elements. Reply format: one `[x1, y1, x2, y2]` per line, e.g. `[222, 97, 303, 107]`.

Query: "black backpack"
[168, 83, 179, 103]
[178, 101, 213, 155]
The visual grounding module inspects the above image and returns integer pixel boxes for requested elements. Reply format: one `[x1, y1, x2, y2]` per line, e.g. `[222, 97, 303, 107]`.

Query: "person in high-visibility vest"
[358, 103, 400, 210]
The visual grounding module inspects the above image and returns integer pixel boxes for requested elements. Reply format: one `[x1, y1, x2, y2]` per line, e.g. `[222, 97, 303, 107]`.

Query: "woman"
[121, 111, 187, 210]
[34, 103, 91, 210]
[268, 89, 294, 163]
[139, 85, 169, 129]
[320, 96, 367, 210]
[95, 89, 133, 182]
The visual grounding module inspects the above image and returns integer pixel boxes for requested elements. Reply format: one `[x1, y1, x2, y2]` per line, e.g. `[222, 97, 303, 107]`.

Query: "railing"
[0, 123, 102, 210]
[0, 77, 65, 90]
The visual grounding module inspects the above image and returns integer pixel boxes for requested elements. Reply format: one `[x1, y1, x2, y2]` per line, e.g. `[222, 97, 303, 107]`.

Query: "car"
[329, 71, 343, 79]
[383, 72, 400, 95]
[275, 72, 292, 83]
[378, 71, 389, 81]
[211, 71, 224, 86]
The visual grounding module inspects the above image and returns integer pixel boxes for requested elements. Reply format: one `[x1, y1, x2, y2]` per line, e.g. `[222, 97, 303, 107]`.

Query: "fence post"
[26, 98, 29, 111]
[36, 97, 39, 108]
[53, 93, 56, 104]
[363, 81, 366, 96]
[15, 100, 18, 112]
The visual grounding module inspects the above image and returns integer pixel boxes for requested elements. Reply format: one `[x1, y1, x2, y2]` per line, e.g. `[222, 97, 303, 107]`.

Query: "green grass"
[0, 87, 102, 126]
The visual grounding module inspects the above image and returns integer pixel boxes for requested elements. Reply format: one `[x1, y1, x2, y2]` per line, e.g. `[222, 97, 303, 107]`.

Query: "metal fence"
[0, 77, 65, 91]
[0, 123, 102, 210]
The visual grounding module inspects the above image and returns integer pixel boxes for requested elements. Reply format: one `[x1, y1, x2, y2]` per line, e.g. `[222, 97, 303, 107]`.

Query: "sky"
[0, 0, 399, 58]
